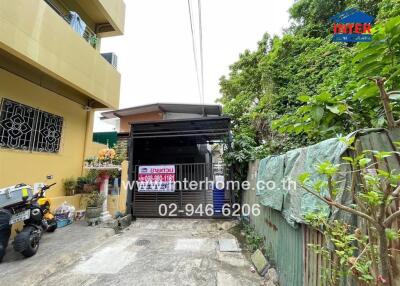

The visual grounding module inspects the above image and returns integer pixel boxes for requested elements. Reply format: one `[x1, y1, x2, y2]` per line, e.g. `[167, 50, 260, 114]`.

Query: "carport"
[126, 117, 231, 218]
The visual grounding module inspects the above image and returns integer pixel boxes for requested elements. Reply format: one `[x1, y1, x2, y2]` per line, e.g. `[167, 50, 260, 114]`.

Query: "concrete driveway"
[0, 219, 262, 286]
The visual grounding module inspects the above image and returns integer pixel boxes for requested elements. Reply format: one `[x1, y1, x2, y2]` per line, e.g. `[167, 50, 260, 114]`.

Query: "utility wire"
[187, 0, 202, 104]
[198, 0, 205, 105]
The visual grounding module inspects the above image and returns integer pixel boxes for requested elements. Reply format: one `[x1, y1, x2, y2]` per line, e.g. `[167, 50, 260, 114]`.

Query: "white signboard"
[138, 165, 175, 192]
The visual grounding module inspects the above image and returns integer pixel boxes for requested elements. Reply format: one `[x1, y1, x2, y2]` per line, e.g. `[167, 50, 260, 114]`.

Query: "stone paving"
[0, 219, 262, 286]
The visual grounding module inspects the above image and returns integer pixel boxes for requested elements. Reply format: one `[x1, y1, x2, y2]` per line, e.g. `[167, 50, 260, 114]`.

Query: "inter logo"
[330, 9, 374, 42]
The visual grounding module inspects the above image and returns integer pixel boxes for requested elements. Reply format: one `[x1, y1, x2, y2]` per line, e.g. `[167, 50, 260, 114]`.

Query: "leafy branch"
[300, 143, 400, 285]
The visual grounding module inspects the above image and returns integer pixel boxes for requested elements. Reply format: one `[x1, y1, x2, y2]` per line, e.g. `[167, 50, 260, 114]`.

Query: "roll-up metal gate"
[127, 117, 232, 218]
[132, 163, 231, 218]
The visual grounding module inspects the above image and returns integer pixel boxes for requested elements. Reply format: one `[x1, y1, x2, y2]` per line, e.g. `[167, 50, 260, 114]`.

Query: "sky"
[95, 0, 294, 131]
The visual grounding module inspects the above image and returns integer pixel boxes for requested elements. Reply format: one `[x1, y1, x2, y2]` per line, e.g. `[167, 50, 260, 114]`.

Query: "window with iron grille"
[0, 98, 63, 153]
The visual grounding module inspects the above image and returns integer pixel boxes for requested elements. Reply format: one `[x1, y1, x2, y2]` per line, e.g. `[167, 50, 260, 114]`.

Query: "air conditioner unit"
[101, 52, 118, 69]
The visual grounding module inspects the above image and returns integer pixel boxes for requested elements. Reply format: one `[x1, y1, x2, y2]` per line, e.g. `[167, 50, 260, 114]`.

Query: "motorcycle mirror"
[46, 175, 53, 180]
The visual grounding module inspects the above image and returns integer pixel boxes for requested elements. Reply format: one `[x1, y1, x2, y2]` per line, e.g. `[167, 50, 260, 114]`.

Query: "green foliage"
[219, 1, 400, 282]
[84, 156, 96, 165]
[63, 177, 77, 196]
[385, 228, 400, 241]
[289, 0, 347, 37]
[86, 191, 106, 208]
[378, 0, 400, 19]
[352, 16, 400, 93]
[266, 36, 353, 142]
[289, 0, 383, 37]
[242, 222, 265, 252]
[315, 161, 340, 176]
[112, 141, 128, 165]
[306, 213, 374, 285]
[219, 1, 400, 181]
[75, 176, 90, 195]
[300, 147, 400, 284]
[274, 16, 400, 141]
[86, 170, 101, 184]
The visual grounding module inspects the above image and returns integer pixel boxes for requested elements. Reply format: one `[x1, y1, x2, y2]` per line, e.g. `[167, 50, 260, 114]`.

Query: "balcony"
[44, 0, 99, 49]
[45, 0, 125, 38]
[0, 0, 122, 109]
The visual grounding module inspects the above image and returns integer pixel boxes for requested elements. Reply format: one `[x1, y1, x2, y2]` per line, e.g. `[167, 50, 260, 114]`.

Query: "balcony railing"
[44, 0, 98, 49]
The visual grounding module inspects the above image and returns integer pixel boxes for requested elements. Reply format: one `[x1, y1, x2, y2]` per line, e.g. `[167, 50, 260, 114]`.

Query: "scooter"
[0, 181, 57, 261]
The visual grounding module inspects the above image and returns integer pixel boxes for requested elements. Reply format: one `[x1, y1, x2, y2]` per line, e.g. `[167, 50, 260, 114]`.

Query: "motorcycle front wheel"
[0, 209, 12, 262]
[13, 226, 40, 257]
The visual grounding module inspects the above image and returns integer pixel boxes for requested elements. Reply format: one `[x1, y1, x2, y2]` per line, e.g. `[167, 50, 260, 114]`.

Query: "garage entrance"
[126, 117, 231, 218]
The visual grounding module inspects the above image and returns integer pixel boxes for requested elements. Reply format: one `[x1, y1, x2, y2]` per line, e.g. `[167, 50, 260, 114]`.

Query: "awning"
[130, 117, 231, 143]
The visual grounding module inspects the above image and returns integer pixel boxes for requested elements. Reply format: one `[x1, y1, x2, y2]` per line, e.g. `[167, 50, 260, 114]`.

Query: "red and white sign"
[138, 165, 175, 192]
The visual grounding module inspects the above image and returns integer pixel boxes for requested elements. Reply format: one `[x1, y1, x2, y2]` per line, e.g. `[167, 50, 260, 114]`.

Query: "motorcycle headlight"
[31, 208, 42, 222]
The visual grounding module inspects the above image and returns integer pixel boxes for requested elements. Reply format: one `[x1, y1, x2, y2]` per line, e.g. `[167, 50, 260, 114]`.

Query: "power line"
[187, 0, 202, 103]
[198, 0, 205, 105]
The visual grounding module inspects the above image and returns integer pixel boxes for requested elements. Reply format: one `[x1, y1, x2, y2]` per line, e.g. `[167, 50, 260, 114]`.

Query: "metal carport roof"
[130, 116, 231, 143]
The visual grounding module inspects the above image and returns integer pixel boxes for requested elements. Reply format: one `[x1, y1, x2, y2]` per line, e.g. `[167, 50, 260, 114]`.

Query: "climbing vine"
[219, 1, 400, 179]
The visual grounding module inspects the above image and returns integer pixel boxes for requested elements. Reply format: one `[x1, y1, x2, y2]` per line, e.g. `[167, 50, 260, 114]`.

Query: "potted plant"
[83, 182, 97, 193]
[98, 148, 116, 165]
[84, 156, 97, 167]
[76, 176, 88, 194]
[85, 191, 105, 221]
[82, 170, 100, 193]
[63, 177, 77, 196]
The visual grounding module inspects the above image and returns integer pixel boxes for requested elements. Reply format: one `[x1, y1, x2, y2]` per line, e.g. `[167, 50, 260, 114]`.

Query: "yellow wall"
[98, 0, 126, 36]
[107, 160, 128, 215]
[85, 142, 108, 158]
[0, 0, 121, 109]
[0, 67, 126, 218]
[0, 68, 88, 198]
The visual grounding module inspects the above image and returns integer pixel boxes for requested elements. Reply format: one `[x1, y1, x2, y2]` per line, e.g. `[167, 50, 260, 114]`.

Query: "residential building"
[98, 103, 223, 156]
[0, 0, 126, 204]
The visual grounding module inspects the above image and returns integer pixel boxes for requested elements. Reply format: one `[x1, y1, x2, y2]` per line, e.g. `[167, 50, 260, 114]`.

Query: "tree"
[289, 0, 347, 37]
[218, 1, 400, 181]
[288, 0, 383, 38]
[300, 138, 400, 285]
[271, 15, 400, 144]
[352, 16, 400, 129]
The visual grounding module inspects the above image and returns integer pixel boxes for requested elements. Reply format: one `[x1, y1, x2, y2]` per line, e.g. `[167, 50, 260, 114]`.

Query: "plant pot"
[85, 206, 102, 220]
[75, 185, 83, 194]
[65, 188, 75, 196]
[83, 184, 96, 193]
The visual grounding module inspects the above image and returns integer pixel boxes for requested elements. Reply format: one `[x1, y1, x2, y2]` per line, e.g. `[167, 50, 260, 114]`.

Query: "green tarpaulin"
[256, 138, 348, 226]
[256, 128, 400, 227]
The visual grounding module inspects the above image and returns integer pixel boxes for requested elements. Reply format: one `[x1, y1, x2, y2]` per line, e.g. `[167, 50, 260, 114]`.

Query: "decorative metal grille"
[33, 110, 63, 153]
[0, 99, 36, 151]
[0, 98, 63, 153]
